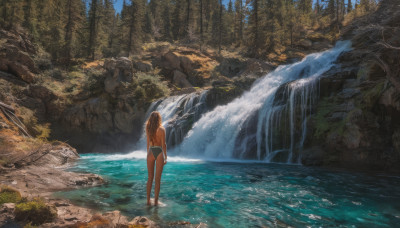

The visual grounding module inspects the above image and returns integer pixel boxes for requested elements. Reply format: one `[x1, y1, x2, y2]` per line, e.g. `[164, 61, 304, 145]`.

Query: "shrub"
[18, 107, 51, 140]
[15, 198, 57, 225]
[82, 68, 106, 94]
[0, 186, 22, 204]
[136, 72, 170, 100]
[134, 86, 146, 99]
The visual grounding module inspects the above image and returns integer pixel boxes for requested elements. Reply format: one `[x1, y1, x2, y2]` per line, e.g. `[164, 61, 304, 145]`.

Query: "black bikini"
[149, 146, 164, 159]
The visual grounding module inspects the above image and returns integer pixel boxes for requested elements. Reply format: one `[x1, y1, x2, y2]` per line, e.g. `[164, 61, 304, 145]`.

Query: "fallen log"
[0, 101, 15, 113]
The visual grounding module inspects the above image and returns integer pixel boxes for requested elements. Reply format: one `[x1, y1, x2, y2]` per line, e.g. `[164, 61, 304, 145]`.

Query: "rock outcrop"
[301, 0, 400, 172]
[0, 29, 37, 83]
[58, 59, 148, 152]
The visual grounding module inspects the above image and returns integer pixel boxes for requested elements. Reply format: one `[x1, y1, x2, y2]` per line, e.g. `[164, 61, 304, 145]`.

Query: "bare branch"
[377, 41, 400, 50]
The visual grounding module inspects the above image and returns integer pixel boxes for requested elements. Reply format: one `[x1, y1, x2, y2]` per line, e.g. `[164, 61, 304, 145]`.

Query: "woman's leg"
[154, 154, 164, 205]
[147, 153, 155, 205]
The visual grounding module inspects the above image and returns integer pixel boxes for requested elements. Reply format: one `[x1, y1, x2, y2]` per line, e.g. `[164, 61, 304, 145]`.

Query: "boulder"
[298, 39, 313, 48]
[104, 74, 121, 94]
[103, 58, 117, 71]
[312, 41, 332, 50]
[215, 58, 246, 78]
[129, 216, 158, 228]
[0, 29, 36, 55]
[1, 43, 37, 73]
[244, 58, 274, 76]
[7, 61, 35, 83]
[173, 70, 192, 88]
[101, 210, 129, 226]
[0, 203, 16, 226]
[103, 57, 134, 94]
[179, 55, 194, 74]
[0, 59, 8, 72]
[28, 85, 56, 101]
[162, 51, 181, 70]
[134, 60, 153, 72]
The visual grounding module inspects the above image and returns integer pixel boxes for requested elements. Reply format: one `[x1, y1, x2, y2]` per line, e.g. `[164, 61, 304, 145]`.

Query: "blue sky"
[113, 0, 233, 14]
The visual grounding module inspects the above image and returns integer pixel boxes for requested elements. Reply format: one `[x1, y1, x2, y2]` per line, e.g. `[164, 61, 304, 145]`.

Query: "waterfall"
[169, 41, 351, 162]
[137, 90, 209, 149]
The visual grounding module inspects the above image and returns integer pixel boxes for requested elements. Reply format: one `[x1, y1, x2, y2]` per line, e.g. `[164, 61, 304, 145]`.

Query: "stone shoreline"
[0, 144, 206, 227]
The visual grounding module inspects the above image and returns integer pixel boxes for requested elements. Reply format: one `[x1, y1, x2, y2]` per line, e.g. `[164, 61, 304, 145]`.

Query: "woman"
[146, 111, 167, 206]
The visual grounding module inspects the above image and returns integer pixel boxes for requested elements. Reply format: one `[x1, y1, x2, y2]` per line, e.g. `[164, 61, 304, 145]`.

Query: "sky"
[112, 0, 233, 14]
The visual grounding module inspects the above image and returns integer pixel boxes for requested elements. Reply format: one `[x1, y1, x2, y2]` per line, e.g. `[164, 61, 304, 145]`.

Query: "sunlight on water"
[56, 153, 400, 227]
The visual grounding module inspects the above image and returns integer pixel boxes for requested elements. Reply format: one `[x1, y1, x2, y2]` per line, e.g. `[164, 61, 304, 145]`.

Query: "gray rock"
[134, 60, 153, 72]
[104, 57, 134, 94]
[298, 39, 313, 48]
[129, 216, 159, 228]
[338, 88, 361, 99]
[343, 124, 361, 149]
[163, 51, 181, 70]
[173, 70, 192, 88]
[327, 112, 347, 121]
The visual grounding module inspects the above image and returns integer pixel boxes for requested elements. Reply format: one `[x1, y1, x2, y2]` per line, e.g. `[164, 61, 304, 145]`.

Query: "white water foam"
[82, 151, 202, 163]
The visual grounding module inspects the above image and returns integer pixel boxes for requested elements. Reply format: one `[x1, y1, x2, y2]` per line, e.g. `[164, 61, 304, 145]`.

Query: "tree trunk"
[200, 0, 203, 44]
[88, 0, 97, 60]
[65, 0, 73, 68]
[254, 0, 258, 52]
[218, 0, 222, 53]
[239, 0, 243, 43]
[186, 0, 190, 36]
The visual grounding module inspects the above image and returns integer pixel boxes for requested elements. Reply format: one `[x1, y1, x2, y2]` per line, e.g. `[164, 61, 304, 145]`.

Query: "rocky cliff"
[301, 0, 400, 172]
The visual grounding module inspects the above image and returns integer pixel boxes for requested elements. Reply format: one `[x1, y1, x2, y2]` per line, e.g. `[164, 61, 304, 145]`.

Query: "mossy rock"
[0, 185, 22, 204]
[15, 198, 57, 225]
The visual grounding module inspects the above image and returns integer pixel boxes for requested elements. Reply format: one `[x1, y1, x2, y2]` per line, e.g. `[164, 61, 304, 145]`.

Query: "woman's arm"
[146, 133, 150, 153]
[161, 128, 167, 164]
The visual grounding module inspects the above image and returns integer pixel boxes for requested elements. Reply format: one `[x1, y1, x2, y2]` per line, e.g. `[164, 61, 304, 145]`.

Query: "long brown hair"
[146, 111, 162, 144]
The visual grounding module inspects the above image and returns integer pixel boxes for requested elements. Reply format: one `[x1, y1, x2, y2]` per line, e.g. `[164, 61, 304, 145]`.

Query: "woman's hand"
[164, 158, 167, 165]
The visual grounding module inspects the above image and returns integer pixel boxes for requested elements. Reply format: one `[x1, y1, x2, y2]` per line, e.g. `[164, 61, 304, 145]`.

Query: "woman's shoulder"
[157, 126, 166, 133]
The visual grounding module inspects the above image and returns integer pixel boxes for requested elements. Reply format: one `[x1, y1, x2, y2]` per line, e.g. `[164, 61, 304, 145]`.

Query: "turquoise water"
[55, 153, 400, 227]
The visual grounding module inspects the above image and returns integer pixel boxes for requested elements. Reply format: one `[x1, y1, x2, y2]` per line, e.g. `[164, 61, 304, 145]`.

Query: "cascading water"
[171, 41, 351, 162]
[136, 90, 208, 149]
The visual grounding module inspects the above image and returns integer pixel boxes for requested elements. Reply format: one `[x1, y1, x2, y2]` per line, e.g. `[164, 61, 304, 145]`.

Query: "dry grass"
[82, 60, 104, 69]
[173, 48, 219, 79]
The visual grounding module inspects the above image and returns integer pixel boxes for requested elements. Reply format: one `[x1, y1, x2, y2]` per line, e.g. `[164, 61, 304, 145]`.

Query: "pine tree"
[249, 0, 259, 54]
[225, 0, 234, 44]
[186, 0, 191, 38]
[162, 1, 172, 41]
[88, 0, 98, 60]
[126, 0, 145, 56]
[348, 0, 353, 13]
[23, 0, 36, 36]
[172, 0, 183, 40]
[327, 0, 336, 20]
[360, 0, 370, 12]
[218, 0, 222, 53]
[199, 0, 203, 44]
[234, 0, 243, 45]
